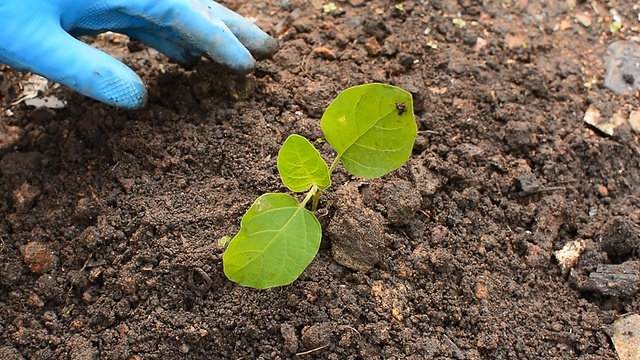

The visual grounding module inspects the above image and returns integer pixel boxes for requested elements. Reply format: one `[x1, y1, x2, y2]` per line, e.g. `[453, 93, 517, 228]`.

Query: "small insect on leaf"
[395, 102, 406, 115]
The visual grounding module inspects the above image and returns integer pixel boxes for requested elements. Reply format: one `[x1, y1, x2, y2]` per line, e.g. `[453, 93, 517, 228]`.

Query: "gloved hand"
[0, 0, 278, 109]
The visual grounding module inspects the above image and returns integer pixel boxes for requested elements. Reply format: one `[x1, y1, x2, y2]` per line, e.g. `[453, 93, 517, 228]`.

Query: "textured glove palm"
[0, 0, 278, 109]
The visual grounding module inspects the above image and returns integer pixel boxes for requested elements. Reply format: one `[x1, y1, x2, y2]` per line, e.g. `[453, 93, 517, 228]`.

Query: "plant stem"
[311, 191, 321, 212]
[328, 155, 342, 175]
[301, 185, 318, 207]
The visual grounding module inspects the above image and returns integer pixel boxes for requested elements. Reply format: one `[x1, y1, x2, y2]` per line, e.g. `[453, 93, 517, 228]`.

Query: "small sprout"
[218, 235, 231, 248]
[222, 84, 417, 288]
[452, 18, 467, 28]
[322, 2, 338, 13]
[583, 79, 597, 88]
[610, 21, 622, 34]
[394, 3, 404, 11]
[610, 9, 622, 33]
[426, 41, 438, 49]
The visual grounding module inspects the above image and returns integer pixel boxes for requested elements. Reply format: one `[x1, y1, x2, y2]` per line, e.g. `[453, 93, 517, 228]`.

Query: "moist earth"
[1, 0, 640, 359]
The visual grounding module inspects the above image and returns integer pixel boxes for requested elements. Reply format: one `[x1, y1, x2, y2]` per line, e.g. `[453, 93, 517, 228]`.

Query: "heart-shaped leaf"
[223, 193, 322, 289]
[277, 134, 331, 192]
[321, 83, 417, 178]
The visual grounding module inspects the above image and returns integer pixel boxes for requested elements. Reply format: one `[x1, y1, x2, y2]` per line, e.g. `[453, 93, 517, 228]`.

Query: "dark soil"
[1, 0, 639, 359]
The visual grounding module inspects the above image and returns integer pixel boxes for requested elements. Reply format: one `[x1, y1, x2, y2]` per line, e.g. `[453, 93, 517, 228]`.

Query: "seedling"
[222, 84, 417, 289]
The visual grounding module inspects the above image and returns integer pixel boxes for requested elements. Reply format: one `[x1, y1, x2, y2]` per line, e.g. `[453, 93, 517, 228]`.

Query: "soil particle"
[33, 274, 66, 302]
[0, 124, 24, 154]
[301, 321, 336, 350]
[0, 151, 45, 178]
[600, 217, 640, 260]
[0, 347, 23, 360]
[280, 323, 299, 353]
[11, 183, 40, 213]
[376, 179, 422, 226]
[328, 182, 385, 272]
[68, 334, 97, 360]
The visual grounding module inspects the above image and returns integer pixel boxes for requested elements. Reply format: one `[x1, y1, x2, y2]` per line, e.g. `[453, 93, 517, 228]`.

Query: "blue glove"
[0, 0, 278, 109]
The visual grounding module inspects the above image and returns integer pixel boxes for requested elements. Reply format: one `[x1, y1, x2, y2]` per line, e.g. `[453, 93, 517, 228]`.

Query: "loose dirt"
[1, 0, 639, 359]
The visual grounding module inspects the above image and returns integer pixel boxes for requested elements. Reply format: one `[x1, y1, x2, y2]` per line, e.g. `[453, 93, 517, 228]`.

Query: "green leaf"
[321, 83, 417, 178]
[223, 193, 322, 289]
[277, 135, 331, 192]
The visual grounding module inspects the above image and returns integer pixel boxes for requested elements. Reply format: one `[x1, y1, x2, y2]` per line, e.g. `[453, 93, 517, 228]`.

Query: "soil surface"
[1, 0, 640, 359]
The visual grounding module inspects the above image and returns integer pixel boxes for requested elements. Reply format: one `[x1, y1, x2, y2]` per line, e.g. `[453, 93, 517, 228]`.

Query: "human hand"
[0, 0, 278, 109]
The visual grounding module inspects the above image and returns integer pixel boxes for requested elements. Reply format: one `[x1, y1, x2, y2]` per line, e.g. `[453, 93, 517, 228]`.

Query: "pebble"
[611, 314, 640, 360]
[604, 40, 640, 95]
[629, 110, 640, 134]
[554, 239, 585, 275]
[365, 37, 382, 56]
[23, 242, 57, 273]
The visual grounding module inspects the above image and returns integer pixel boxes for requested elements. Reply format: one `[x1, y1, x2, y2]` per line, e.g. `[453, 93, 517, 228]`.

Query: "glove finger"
[204, 1, 279, 60]
[123, 0, 273, 73]
[124, 29, 203, 66]
[2, 20, 146, 109]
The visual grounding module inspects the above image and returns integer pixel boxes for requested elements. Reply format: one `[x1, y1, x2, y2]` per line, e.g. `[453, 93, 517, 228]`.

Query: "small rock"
[328, 183, 385, 272]
[629, 110, 640, 134]
[312, 46, 336, 60]
[604, 40, 640, 95]
[365, 37, 382, 56]
[453, 143, 485, 160]
[472, 36, 488, 52]
[582, 106, 625, 136]
[27, 293, 45, 308]
[554, 239, 586, 275]
[347, 0, 365, 7]
[24, 242, 57, 273]
[292, 18, 314, 33]
[600, 217, 640, 259]
[595, 184, 609, 197]
[24, 96, 66, 109]
[575, 12, 592, 27]
[611, 313, 640, 360]
[515, 172, 540, 193]
[582, 261, 639, 298]
[505, 121, 533, 149]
